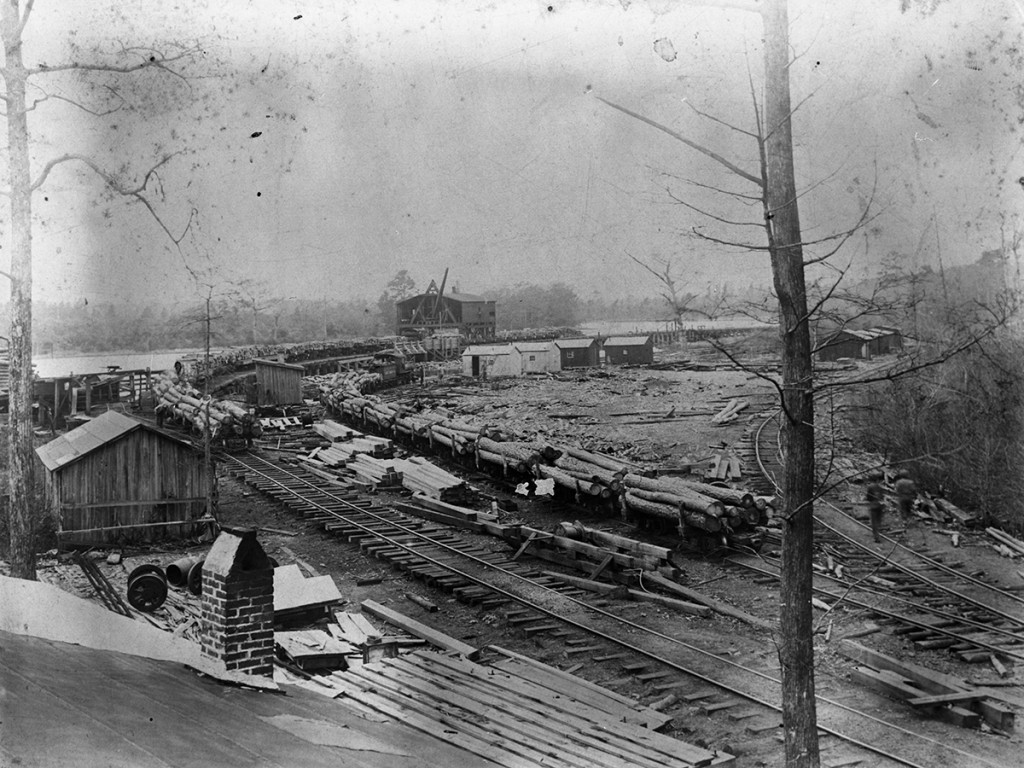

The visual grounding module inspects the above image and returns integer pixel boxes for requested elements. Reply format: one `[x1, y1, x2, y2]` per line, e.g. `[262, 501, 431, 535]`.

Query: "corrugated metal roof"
[35, 411, 193, 473]
[554, 338, 597, 349]
[462, 344, 515, 356]
[603, 336, 651, 346]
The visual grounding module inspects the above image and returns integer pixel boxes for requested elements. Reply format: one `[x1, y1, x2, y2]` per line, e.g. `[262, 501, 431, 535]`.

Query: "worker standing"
[866, 479, 886, 543]
[895, 469, 918, 521]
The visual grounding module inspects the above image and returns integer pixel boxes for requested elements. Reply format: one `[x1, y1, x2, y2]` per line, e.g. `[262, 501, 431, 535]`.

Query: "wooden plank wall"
[255, 363, 302, 405]
[53, 429, 208, 546]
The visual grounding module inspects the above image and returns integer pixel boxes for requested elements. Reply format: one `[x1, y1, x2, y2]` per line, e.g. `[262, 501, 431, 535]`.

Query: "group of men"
[865, 469, 918, 543]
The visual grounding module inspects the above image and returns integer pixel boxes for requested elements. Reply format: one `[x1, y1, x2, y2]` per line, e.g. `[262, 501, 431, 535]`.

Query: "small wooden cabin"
[602, 336, 654, 366]
[253, 358, 304, 405]
[554, 338, 599, 369]
[515, 342, 559, 374]
[35, 411, 209, 547]
[461, 344, 522, 378]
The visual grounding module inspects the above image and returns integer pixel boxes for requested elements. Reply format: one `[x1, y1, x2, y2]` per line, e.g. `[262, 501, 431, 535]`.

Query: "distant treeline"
[22, 284, 686, 355]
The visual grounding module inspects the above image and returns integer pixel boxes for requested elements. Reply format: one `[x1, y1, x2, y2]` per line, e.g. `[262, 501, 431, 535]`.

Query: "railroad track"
[225, 450, 1007, 768]
[744, 411, 1024, 666]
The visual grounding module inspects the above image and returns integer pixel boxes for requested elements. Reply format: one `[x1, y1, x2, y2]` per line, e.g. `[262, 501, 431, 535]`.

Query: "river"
[31, 351, 198, 379]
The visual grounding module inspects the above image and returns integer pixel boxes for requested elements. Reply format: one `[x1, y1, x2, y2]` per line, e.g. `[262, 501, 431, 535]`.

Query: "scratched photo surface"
[4, 1, 1024, 767]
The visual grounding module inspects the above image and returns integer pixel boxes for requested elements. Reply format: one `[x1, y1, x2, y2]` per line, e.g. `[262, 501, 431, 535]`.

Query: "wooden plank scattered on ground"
[361, 599, 480, 660]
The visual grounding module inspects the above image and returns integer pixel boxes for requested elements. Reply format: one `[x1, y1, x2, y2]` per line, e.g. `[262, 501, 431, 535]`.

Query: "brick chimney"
[200, 527, 274, 677]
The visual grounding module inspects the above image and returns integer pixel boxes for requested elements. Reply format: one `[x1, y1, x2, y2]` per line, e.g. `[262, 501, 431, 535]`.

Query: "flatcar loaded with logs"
[315, 375, 771, 552]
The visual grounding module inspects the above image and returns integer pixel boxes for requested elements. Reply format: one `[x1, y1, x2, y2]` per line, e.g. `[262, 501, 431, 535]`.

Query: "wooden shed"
[554, 338, 599, 369]
[515, 342, 559, 374]
[253, 358, 305, 405]
[602, 336, 654, 366]
[461, 344, 522, 378]
[35, 411, 210, 547]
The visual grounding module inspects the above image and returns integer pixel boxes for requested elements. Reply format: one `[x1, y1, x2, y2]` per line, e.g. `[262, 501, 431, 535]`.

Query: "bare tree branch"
[596, 96, 764, 186]
[23, 86, 125, 116]
[30, 152, 195, 244]
[655, 170, 763, 202]
[665, 187, 766, 228]
[29, 43, 198, 82]
[685, 100, 760, 139]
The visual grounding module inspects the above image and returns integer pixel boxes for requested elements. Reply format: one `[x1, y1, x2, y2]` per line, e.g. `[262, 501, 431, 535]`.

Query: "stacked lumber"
[151, 372, 253, 437]
[711, 398, 748, 425]
[840, 640, 1016, 732]
[393, 456, 470, 503]
[347, 455, 403, 486]
[274, 564, 344, 624]
[706, 447, 742, 481]
[313, 419, 359, 442]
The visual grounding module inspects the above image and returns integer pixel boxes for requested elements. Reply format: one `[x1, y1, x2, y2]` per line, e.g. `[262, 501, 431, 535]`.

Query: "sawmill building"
[396, 283, 496, 340]
[35, 410, 210, 547]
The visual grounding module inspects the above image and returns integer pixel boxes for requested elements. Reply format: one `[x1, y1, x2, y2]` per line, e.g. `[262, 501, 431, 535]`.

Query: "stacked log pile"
[152, 373, 254, 438]
[315, 381, 773, 540]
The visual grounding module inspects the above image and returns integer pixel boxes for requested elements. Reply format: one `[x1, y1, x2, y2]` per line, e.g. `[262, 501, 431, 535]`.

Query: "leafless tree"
[1, 1, 199, 579]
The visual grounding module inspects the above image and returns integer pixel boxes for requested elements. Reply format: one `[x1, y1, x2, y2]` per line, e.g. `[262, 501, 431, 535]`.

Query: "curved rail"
[229, 451, 1004, 768]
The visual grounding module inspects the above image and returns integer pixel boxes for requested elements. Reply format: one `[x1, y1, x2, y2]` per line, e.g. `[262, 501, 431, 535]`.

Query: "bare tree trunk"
[764, 1, 818, 765]
[3, 3, 38, 580]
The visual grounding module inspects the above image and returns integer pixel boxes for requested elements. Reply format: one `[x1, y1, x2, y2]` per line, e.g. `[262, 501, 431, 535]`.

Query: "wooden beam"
[908, 691, 984, 707]
[361, 599, 480, 660]
[643, 572, 773, 631]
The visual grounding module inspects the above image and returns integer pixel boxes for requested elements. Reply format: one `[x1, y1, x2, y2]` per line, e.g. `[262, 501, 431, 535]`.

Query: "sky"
[14, 0, 1024, 306]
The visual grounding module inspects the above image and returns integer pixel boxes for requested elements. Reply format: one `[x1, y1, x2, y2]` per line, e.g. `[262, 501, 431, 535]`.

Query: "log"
[623, 474, 726, 517]
[622, 491, 722, 533]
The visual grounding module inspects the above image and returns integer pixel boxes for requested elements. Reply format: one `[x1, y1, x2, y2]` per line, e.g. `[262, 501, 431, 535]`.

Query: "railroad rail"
[745, 411, 1024, 666]
[226, 450, 1006, 767]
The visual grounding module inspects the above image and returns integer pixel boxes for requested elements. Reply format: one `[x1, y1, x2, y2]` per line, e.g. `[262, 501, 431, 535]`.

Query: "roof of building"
[603, 336, 651, 346]
[443, 291, 488, 303]
[253, 358, 305, 372]
[554, 337, 597, 349]
[514, 342, 554, 353]
[0, 573, 720, 768]
[35, 410, 195, 472]
[461, 344, 516, 356]
[829, 326, 901, 342]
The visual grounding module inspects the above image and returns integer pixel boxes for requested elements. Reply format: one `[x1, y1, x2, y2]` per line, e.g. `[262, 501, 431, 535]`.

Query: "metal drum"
[126, 564, 168, 612]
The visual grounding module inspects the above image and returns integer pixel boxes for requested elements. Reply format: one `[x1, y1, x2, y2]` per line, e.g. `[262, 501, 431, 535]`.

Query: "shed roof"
[514, 342, 553, 353]
[462, 344, 515, 356]
[603, 336, 651, 346]
[554, 338, 597, 349]
[253, 358, 305, 372]
[35, 410, 193, 472]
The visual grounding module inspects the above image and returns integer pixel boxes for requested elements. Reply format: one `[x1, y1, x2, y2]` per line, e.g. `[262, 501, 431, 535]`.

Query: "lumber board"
[849, 667, 980, 728]
[362, 660, 669, 768]
[907, 691, 984, 707]
[361, 599, 480, 660]
[322, 671, 550, 768]
[643, 572, 773, 631]
[487, 645, 671, 729]
[625, 589, 712, 617]
[542, 570, 630, 598]
[403, 653, 718, 766]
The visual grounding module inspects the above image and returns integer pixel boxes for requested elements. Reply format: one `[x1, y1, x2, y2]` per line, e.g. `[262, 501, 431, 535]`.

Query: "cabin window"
[529, 355, 536, 361]
[566, 351, 574, 359]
